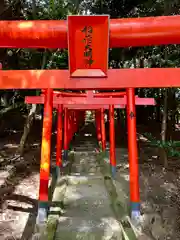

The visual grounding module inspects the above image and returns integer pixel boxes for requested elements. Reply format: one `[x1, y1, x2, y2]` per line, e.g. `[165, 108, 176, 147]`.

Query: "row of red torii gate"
[1, 14, 180, 224]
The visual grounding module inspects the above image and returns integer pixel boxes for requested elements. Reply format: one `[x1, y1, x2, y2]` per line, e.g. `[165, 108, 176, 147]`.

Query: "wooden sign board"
[68, 15, 109, 78]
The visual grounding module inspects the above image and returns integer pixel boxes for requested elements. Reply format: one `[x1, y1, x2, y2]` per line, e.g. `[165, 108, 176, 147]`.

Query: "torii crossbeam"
[25, 95, 155, 105]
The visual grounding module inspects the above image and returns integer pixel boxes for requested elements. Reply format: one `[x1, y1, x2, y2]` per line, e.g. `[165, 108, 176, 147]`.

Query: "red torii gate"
[0, 14, 179, 224]
[25, 91, 155, 174]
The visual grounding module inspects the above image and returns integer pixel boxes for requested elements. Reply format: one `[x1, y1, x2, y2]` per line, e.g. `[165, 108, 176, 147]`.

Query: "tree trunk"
[18, 51, 48, 156]
[156, 94, 161, 123]
[161, 90, 168, 141]
[167, 89, 176, 140]
[0, 0, 6, 16]
[32, 0, 37, 19]
[18, 104, 37, 156]
[117, 50, 126, 130]
[160, 89, 168, 168]
[137, 53, 146, 124]
[159, 41, 169, 168]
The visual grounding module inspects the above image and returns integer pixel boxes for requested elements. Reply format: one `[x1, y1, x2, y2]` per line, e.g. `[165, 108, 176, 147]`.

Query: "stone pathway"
[54, 137, 122, 240]
[48, 123, 179, 240]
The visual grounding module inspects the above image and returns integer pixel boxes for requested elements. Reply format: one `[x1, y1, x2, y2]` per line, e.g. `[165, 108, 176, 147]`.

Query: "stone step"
[55, 216, 121, 240]
[55, 176, 122, 240]
[74, 143, 96, 147]
[74, 149, 96, 153]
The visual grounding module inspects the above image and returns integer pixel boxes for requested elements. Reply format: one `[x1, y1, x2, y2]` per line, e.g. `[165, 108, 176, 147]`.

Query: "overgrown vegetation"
[144, 132, 180, 157]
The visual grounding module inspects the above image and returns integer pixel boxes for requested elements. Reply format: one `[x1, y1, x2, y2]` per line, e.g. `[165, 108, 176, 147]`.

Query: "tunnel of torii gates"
[1, 14, 180, 223]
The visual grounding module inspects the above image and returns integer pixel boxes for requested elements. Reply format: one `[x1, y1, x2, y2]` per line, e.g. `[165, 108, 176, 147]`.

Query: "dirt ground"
[0, 132, 40, 240]
[0, 126, 180, 239]
[138, 143, 180, 240]
[116, 145, 180, 240]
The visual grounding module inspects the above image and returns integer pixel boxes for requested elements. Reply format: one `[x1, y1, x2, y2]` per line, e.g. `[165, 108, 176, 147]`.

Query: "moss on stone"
[97, 152, 138, 240]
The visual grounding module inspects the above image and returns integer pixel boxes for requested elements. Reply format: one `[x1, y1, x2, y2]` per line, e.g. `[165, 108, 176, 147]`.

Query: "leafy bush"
[144, 132, 180, 157]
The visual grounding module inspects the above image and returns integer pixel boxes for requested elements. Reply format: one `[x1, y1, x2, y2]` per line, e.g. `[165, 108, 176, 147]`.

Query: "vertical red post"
[109, 104, 116, 178]
[126, 88, 140, 221]
[83, 110, 86, 127]
[70, 111, 73, 143]
[63, 107, 68, 163]
[80, 110, 85, 129]
[100, 108, 106, 151]
[71, 111, 75, 139]
[95, 110, 101, 145]
[56, 104, 63, 176]
[67, 111, 71, 145]
[74, 111, 78, 133]
[37, 88, 53, 224]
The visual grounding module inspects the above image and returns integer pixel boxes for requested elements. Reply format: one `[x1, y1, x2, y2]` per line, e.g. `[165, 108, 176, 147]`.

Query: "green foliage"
[144, 132, 180, 157]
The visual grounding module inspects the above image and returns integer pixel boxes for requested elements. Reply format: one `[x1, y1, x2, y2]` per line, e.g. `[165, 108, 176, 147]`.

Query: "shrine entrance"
[0, 13, 180, 239]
